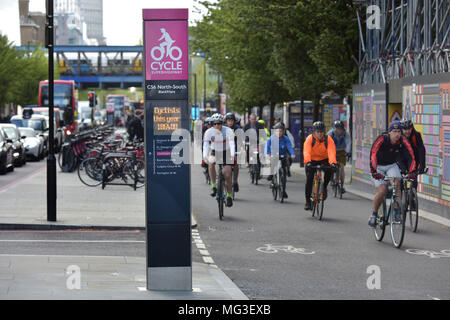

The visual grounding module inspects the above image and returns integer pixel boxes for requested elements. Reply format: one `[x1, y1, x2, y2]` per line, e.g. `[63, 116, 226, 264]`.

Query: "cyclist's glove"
[331, 163, 338, 172]
[305, 162, 312, 170]
[346, 153, 351, 161]
[372, 173, 384, 180]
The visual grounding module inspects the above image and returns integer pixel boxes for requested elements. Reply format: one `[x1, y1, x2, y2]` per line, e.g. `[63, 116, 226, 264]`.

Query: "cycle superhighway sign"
[143, 8, 191, 291]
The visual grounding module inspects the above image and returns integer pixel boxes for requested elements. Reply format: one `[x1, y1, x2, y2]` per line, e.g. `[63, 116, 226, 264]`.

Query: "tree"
[191, 0, 291, 125]
[11, 46, 59, 107]
[0, 34, 21, 113]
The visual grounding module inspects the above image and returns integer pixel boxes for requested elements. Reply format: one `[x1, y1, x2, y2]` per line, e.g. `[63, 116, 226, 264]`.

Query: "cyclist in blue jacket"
[265, 122, 296, 198]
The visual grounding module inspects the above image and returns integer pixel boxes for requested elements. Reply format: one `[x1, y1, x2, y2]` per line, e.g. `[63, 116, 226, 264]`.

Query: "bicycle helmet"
[204, 117, 212, 124]
[334, 120, 344, 130]
[210, 113, 224, 123]
[313, 121, 325, 132]
[225, 112, 236, 121]
[400, 118, 413, 129]
[273, 122, 285, 130]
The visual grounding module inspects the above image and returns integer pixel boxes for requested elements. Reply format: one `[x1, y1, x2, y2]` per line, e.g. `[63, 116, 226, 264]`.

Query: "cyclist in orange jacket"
[303, 121, 338, 210]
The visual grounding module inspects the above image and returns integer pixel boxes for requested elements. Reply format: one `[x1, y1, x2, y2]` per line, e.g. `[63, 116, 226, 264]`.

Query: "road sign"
[143, 8, 191, 291]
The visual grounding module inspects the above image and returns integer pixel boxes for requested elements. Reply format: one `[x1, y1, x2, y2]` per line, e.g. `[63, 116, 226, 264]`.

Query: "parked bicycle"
[373, 175, 406, 248]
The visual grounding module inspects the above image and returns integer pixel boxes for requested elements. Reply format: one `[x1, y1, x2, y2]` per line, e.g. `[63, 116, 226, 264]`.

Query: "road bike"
[271, 155, 288, 203]
[248, 144, 260, 185]
[402, 168, 427, 232]
[373, 176, 406, 248]
[310, 164, 333, 220]
[331, 164, 344, 199]
[216, 164, 226, 220]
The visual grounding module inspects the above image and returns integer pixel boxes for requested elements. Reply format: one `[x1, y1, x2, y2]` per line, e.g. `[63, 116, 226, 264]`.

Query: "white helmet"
[210, 113, 224, 122]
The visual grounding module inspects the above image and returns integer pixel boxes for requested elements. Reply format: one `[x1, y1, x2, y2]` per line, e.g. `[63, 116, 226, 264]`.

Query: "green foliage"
[0, 35, 21, 110]
[0, 35, 61, 112]
[191, 0, 358, 119]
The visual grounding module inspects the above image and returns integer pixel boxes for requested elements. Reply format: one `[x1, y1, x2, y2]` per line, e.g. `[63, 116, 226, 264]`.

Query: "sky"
[0, 0, 210, 46]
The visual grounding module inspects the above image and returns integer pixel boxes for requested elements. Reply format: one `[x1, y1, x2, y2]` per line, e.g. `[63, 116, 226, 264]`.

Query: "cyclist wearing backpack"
[303, 121, 338, 210]
[327, 120, 352, 193]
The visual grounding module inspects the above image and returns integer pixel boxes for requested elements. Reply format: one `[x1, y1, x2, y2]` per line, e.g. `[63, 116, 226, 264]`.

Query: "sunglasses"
[213, 122, 222, 125]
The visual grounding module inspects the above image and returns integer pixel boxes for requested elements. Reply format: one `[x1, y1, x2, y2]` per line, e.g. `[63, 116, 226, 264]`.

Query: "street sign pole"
[46, 0, 57, 222]
[143, 8, 191, 291]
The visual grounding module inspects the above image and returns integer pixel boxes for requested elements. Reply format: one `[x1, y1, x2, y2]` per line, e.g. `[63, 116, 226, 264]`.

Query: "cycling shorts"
[336, 150, 347, 166]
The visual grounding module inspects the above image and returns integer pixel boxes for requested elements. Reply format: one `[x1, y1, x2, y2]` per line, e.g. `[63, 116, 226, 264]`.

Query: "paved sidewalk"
[0, 255, 247, 300]
[0, 165, 247, 300]
[290, 163, 450, 228]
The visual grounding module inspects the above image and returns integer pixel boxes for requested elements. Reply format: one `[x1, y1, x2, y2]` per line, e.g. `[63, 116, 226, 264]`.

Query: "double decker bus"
[106, 94, 130, 126]
[38, 80, 78, 136]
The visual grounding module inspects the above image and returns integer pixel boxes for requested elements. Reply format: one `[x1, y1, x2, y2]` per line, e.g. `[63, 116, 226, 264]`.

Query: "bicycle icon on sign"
[151, 28, 182, 61]
[257, 244, 315, 255]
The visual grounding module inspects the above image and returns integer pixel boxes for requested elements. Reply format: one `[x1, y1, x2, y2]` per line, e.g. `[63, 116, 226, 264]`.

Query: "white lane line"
[0, 240, 145, 243]
[196, 243, 206, 249]
[202, 256, 214, 264]
[199, 249, 210, 256]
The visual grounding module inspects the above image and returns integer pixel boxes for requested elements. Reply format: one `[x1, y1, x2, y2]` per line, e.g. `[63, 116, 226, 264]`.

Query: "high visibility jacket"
[303, 133, 337, 165]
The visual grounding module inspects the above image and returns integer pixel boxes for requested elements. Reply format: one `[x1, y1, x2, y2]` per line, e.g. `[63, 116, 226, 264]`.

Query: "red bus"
[38, 80, 78, 136]
[106, 94, 130, 126]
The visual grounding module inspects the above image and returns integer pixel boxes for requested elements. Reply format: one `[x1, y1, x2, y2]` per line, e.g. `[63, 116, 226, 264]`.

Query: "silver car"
[19, 127, 44, 160]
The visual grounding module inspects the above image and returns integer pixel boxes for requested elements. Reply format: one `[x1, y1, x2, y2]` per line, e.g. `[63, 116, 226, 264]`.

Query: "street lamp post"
[45, 0, 57, 221]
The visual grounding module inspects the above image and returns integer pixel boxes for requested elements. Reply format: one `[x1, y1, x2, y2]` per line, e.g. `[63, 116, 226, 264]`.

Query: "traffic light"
[88, 91, 96, 107]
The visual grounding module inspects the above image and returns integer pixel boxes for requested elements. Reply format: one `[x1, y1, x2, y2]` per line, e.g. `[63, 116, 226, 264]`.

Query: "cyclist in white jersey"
[203, 113, 236, 207]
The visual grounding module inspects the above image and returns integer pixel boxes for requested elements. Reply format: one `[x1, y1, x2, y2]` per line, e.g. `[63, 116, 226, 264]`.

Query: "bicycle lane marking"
[192, 228, 217, 268]
[405, 249, 450, 259]
[0, 164, 46, 194]
[256, 244, 316, 255]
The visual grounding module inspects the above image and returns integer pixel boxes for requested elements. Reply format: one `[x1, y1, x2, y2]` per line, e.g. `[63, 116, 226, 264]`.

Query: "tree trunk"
[269, 102, 275, 128]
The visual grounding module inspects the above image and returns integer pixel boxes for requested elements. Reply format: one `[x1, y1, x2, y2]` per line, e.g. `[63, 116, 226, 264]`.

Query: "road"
[191, 164, 450, 300]
[0, 160, 448, 300]
[0, 158, 46, 190]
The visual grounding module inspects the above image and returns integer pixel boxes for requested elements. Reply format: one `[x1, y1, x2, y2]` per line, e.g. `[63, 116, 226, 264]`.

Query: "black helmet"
[334, 120, 344, 129]
[225, 112, 236, 121]
[313, 121, 325, 132]
[273, 122, 285, 130]
[400, 118, 413, 129]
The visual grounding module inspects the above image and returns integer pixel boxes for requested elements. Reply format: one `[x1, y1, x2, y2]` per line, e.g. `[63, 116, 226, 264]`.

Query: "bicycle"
[248, 144, 260, 185]
[216, 164, 226, 220]
[373, 175, 406, 248]
[402, 168, 427, 233]
[270, 155, 288, 203]
[309, 164, 332, 220]
[332, 164, 344, 199]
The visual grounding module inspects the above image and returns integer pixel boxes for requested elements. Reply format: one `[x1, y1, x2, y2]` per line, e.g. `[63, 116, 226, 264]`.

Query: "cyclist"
[368, 121, 417, 227]
[203, 113, 235, 207]
[244, 113, 265, 175]
[265, 122, 296, 198]
[303, 121, 338, 211]
[258, 119, 270, 140]
[401, 118, 426, 179]
[327, 120, 352, 193]
[225, 112, 242, 193]
[201, 117, 213, 180]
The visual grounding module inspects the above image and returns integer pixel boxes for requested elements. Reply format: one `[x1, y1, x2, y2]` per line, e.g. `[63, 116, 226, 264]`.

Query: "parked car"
[19, 127, 45, 160]
[0, 124, 27, 166]
[29, 108, 64, 152]
[0, 128, 14, 174]
[10, 114, 49, 156]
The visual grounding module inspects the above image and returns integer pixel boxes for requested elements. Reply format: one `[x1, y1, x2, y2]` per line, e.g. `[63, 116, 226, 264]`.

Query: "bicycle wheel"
[374, 199, 387, 241]
[279, 169, 286, 203]
[312, 179, 320, 218]
[217, 175, 224, 220]
[332, 172, 338, 198]
[78, 158, 103, 187]
[408, 188, 419, 232]
[390, 198, 406, 248]
[125, 158, 145, 189]
[339, 182, 343, 199]
[317, 181, 325, 220]
[57, 151, 63, 170]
